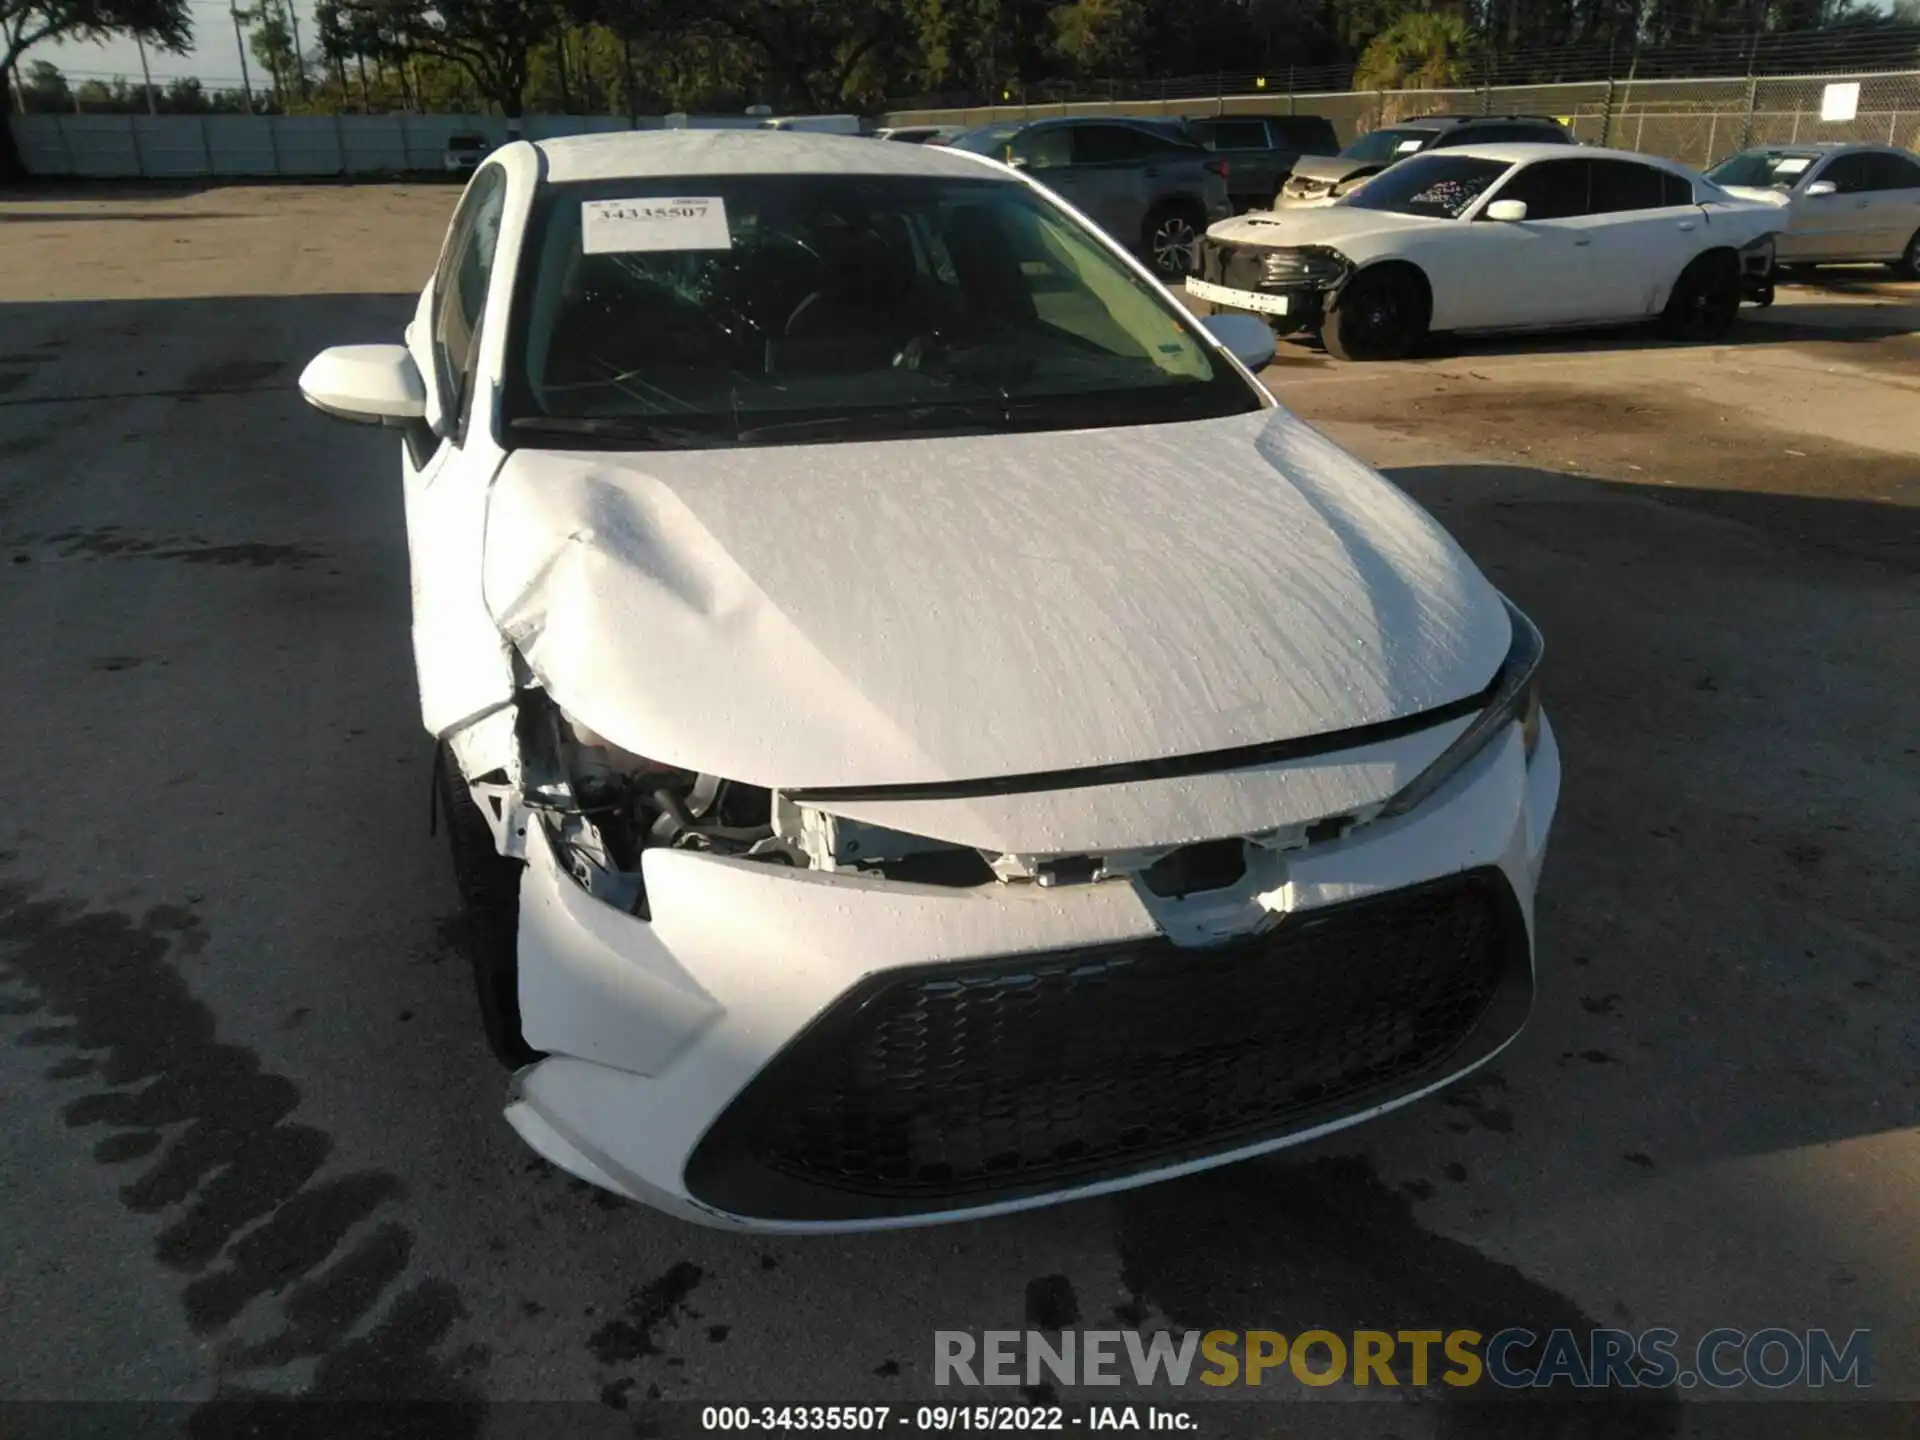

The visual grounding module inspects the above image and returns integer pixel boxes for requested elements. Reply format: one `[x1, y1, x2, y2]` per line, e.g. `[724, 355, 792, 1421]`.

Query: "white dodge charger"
[300, 129, 1560, 1231]
[1190, 143, 1782, 360]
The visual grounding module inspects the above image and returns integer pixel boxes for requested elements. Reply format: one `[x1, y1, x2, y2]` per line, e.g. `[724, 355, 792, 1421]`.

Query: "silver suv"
[948, 118, 1233, 278]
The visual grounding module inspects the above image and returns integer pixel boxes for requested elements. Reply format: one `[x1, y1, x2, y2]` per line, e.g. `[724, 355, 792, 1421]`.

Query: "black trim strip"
[786, 681, 1497, 806]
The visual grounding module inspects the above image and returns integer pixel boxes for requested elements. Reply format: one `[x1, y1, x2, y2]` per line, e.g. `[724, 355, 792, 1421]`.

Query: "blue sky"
[38, 0, 323, 91]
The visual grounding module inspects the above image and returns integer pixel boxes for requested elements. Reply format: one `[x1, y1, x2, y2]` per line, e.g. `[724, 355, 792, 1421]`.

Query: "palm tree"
[1352, 10, 1477, 91]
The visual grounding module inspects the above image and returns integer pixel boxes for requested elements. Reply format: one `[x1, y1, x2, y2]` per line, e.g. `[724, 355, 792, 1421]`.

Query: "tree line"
[7, 0, 1919, 137]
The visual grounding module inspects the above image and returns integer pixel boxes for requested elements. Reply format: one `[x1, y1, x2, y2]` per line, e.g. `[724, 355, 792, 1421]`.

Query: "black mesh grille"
[1197, 238, 1270, 291]
[686, 868, 1530, 1221]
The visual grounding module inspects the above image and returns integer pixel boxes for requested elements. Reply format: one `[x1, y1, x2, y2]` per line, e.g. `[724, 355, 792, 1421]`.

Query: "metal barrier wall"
[9, 70, 1916, 177]
[5, 110, 766, 178]
[879, 68, 1920, 168]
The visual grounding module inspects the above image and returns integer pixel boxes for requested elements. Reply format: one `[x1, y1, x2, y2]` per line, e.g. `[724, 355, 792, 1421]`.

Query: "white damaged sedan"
[300, 130, 1560, 1231]
[1192, 144, 1781, 360]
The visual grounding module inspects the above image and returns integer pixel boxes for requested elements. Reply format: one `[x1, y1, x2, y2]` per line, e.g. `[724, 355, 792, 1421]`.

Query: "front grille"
[685, 868, 1530, 1221]
[1197, 238, 1270, 291]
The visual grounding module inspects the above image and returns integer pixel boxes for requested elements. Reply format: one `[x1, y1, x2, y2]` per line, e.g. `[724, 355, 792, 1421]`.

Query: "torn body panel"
[500, 710, 1559, 1231]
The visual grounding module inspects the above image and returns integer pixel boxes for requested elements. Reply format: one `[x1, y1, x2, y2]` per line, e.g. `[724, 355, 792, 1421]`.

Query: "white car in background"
[296, 130, 1558, 1231]
[1706, 142, 1920, 277]
[1191, 143, 1781, 360]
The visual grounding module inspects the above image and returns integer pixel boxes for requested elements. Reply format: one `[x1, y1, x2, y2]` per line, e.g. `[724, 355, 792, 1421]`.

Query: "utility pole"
[231, 2, 256, 112]
[287, 0, 310, 99]
[135, 32, 158, 114]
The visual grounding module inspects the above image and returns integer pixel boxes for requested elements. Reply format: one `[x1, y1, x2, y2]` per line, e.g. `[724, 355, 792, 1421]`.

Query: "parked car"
[443, 131, 490, 175]
[296, 129, 1559, 1231]
[1186, 114, 1341, 211]
[756, 114, 862, 134]
[874, 124, 963, 145]
[1192, 144, 1780, 360]
[1277, 114, 1574, 208]
[1706, 142, 1920, 277]
[947, 117, 1232, 277]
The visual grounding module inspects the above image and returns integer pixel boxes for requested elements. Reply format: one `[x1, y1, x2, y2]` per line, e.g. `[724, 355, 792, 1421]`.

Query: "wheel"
[1751, 280, 1775, 308]
[435, 743, 541, 1068]
[1660, 250, 1741, 341]
[1322, 266, 1427, 362]
[1143, 203, 1203, 280]
[1891, 229, 1920, 281]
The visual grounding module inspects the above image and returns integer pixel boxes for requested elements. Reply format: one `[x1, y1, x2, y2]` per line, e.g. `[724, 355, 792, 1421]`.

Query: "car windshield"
[946, 125, 1025, 156]
[1339, 154, 1512, 218]
[1706, 149, 1823, 189]
[502, 174, 1260, 449]
[1340, 127, 1439, 163]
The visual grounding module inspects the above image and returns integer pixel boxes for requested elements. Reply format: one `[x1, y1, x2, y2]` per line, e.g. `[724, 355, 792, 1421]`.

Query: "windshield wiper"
[507, 415, 738, 448]
[733, 402, 1022, 444]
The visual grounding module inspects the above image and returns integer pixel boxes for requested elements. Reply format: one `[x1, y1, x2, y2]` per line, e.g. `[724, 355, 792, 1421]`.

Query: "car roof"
[1393, 114, 1564, 127]
[534, 129, 1009, 184]
[1728, 140, 1880, 153]
[1412, 141, 1685, 167]
[1001, 115, 1184, 132]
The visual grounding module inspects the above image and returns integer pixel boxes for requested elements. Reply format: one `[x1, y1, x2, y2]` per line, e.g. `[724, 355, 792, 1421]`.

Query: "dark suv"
[947, 118, 1233, 278]
[1277, 114, 1573, 207]
[1184, 115, 1340, 212]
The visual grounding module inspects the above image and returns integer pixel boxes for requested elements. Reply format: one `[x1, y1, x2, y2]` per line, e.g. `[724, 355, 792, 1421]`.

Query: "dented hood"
[1207, 205, 1446, 252]
[482, 408, 1509, 790]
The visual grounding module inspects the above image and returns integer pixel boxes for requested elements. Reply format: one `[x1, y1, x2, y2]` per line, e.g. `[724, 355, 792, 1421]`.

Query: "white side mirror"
[299, 344, 428, 427]
[1203, 312, 1278, 372]
[1485, 199, 1530, 222]
[1802, 179, 1837, 197]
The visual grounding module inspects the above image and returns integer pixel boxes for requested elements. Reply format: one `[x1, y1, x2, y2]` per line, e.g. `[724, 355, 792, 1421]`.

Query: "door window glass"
[1485, 158, 1590, 219]
[1588, 158, 1672, 213]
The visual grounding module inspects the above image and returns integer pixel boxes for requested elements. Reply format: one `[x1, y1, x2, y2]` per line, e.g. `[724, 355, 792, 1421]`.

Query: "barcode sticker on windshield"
[581, 196, 732, 254]
[1775, 157, 1812, 176]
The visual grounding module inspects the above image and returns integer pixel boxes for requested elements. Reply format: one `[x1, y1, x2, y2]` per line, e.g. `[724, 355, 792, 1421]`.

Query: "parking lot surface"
[2, 184, 1916, 1435]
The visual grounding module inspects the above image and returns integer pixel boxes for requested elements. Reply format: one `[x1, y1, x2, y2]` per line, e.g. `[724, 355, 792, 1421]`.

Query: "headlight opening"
[1376, 598, 1545, 822]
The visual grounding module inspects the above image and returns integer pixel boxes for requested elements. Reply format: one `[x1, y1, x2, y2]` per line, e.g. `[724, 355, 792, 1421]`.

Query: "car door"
[401, 164, 518, 736]
[1008, 125, 1084, 214]
[1067, 123, 1158, 239]
[1195, 117, 1275, 202]
[1577, 158, 1707, 318]
[1459, 157, 1599, 327]
[1863, 151, 1920, 258]
[1794, 151, 1878, 260]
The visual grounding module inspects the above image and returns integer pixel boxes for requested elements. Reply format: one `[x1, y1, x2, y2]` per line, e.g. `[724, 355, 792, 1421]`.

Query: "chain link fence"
[881, 68, 1920, 171]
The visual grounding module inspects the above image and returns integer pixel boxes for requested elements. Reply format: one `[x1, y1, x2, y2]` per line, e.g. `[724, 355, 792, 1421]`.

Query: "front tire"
[1322, 266, 1427, 362]
[436, 744, 541, 1068]
[1660, 250, 1741, 341]
[1892, 229, 1920, 280]
[1143, 203, 1204, 281]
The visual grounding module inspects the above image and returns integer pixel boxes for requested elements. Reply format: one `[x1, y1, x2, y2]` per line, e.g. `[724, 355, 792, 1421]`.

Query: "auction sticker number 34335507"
[582, 196, 734, 254]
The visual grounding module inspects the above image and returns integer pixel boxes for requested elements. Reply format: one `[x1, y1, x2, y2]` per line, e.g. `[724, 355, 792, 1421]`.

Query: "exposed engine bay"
[447, 685, 1368, 928]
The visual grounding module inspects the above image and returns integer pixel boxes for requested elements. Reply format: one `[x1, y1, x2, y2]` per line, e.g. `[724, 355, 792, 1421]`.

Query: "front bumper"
[1187, 235, 1342, 333]
[1739, 232, 1778, 303]
[502, 712, 1561, 1232]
